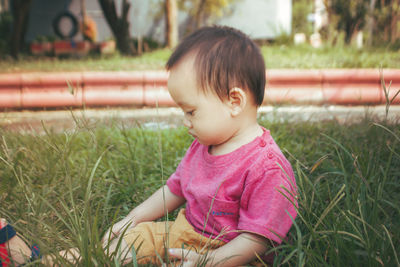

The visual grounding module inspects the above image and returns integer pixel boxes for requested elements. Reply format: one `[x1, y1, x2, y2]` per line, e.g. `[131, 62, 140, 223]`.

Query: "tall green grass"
[0, 115, 399, 266]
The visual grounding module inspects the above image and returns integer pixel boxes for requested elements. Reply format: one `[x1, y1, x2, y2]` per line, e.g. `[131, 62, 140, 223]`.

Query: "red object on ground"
[30, 42, 53, 56]
[0, 220, 11, 266]
[0, 69, 399, 109]
[53, 40, 91, 56]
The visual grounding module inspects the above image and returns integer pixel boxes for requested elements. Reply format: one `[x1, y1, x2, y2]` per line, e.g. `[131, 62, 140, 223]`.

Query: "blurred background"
[0, 0, 399, 58]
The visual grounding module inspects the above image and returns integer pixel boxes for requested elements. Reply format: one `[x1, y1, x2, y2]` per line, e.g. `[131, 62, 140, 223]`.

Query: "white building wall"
[129, 0, 165, 43]
[216, 0, 292, 39]
[276, 0, 292, 36]
[26, 0, 292, 43]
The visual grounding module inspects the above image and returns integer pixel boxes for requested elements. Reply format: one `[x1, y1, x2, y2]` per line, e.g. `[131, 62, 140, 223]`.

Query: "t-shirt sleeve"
[238, 168, 297, 244]
[166, 166, 183, 197]
[166, 140, 199, 198]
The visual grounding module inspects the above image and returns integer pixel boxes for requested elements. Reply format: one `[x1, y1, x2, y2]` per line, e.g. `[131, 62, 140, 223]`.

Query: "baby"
[103, 25, 298, 266]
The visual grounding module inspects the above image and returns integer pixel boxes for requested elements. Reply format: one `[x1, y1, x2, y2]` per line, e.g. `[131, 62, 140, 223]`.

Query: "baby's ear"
[228, 87, 247, 116]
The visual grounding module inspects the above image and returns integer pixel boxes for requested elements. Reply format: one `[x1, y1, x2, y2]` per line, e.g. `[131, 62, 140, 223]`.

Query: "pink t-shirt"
[166, 128, 297, 244]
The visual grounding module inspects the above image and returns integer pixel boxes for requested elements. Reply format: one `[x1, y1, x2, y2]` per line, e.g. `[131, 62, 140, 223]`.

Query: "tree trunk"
[81, 0, 87, 22]
[10, 0, 32, 59]
[165, 0, 178, 48]
[366, 0, 377, 46]
[97, 0, 133, 55]
[390, 0, 399, 43]
[194, 0, 207, 29]
[344, 28, 351, 44]
[0, 0, 10, 12]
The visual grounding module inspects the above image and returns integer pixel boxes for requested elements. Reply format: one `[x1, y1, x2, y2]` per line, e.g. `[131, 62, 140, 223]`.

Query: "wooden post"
[0, 0, 10, 12]
[165, 0, 178, 48]
[81, 0, 87, 22]
[366, 0, 377, 46]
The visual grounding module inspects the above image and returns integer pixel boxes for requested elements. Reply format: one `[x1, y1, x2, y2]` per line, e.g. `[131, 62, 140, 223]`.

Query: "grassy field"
[1, 44, 400, 72]
[0, 115, 399, 266]
[1, 42, 399, 266]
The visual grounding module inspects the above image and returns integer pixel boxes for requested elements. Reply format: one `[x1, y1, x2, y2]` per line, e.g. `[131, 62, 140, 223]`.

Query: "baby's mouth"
[188, 131, 196, 138]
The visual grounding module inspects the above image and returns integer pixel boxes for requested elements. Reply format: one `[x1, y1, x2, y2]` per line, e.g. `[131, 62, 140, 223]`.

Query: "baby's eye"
[185, 110, 195, 116]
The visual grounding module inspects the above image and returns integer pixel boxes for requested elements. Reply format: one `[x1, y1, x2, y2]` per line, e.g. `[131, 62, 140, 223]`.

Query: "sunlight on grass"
[262, 45, 400, 69]
[1, 45, 400, 73]
[0, 49, 172, 73]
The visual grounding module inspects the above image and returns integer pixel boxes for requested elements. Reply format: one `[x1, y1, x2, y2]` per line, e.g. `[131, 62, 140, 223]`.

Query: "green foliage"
[0, 122, 192, 265]
[323, 0, 400, 47]
[178, 0, 236, 18]
[261, 44, 400, 69]
[178, 0, 238, 31]
[1, 44, 400, 72]
[272, 33, 292, 46]
[0, 114, 399, 266]
[262, 118, 400, 266]
[292, 0, 314, 35]
[326, 0, 369, 43]
[371, 0, 400, 45]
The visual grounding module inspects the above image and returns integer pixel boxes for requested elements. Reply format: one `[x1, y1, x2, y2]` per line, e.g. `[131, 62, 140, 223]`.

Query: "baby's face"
[167, 55, 236, 147]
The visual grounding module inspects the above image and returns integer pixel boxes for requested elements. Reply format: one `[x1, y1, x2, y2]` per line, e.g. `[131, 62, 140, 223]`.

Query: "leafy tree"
[373, 0, 400, 45]
[324, 0, 369, 44]
[323, 0, 400, 46]
[178, 0, 237, 33]
[292, 0, 314, 36]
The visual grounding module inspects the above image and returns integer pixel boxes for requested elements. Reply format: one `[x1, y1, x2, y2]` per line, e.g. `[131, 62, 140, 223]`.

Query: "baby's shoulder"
[249, 140, 289, 170]
[244, 141, 293, 183]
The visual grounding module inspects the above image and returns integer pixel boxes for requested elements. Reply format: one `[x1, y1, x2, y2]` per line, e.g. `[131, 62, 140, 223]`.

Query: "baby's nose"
[183, 117, 192, 128]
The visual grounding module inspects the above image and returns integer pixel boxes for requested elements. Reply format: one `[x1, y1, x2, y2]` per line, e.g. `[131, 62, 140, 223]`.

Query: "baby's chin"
[196, 138, 216, 148]
[194, 137, 208, 146]
[189, 133, 220, 147]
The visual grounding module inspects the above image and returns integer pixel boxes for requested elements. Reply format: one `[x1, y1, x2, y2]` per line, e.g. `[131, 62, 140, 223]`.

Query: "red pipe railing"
[0, 69, 399, 109]
[265, 69, 400, 105]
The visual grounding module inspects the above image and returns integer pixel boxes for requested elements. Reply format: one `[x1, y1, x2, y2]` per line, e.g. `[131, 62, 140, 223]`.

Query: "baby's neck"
[209, 122, 263, 156]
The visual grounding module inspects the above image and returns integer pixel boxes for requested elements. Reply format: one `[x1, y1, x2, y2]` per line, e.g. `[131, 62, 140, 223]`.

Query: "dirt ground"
[1, 106, 400, 134]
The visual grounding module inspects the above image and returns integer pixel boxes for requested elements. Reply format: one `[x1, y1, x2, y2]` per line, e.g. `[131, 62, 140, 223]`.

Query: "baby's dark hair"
[166, 25, 266, 106]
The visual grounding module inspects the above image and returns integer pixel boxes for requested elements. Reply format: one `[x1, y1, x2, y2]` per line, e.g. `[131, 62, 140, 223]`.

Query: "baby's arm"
[125, 185, 185, 224]
[169, 232, 268, 267]
[103, 185, 185, 241]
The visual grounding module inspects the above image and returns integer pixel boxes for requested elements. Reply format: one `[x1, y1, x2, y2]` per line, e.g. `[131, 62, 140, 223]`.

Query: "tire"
[52, 11, 79, 39]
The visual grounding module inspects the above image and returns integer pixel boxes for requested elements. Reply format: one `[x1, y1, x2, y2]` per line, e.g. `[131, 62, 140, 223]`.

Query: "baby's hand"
[168, 248, 201, 267]
[102, 218, 135, 247]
